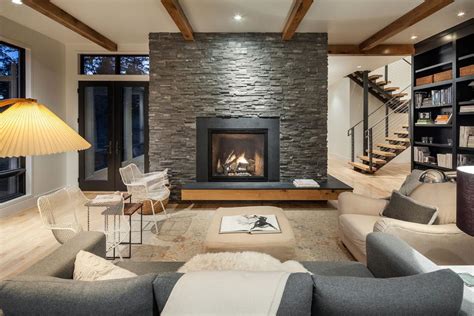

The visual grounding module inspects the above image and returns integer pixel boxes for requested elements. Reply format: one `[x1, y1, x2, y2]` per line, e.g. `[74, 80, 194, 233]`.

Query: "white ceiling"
[0, 0, 472, 46]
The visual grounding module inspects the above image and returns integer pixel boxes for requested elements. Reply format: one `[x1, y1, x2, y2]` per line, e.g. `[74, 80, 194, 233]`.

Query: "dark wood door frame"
[78, 81, 149, 192]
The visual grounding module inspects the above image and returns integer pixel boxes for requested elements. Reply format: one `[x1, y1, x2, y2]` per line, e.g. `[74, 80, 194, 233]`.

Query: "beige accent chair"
[338, 182, 474, 265]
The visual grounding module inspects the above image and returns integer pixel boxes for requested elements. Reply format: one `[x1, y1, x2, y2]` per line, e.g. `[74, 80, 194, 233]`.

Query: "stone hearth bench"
[204, 206, 296, 261]
[181, 176, 352, 201]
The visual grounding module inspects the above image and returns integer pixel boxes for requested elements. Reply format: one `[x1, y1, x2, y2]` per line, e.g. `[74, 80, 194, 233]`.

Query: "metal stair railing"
[348, 84, 411, 165]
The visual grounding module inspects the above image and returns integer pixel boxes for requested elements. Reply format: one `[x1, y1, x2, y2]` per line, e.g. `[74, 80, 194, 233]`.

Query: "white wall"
[328, 78, 351, 159]
[0, 17, 66, 216]
[328, 57, 411, 164]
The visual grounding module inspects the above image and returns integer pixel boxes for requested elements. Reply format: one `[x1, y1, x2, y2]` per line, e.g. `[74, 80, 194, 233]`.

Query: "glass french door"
[78, 81, 148, 191]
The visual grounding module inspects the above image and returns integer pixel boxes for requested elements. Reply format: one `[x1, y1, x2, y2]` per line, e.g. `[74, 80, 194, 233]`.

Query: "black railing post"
[385, 103, 389, 137]
[363, 71, 369, 153]
[384, 65, 388, 82]
[350, 127, 355, 162]
[368, 128, 373, 171]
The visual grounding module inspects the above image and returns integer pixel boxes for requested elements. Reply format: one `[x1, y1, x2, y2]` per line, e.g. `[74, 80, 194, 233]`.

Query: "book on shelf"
[459, 105, 474, 113]
[436, 153, 452, 168]
[458, 154, 474, 167]
[414, 146, 430, 163]
[434, 113, 453, 124]
[293, 179, 320, 188]
[431, 87, 452, 106]
[460, 126, 474, 148]
[219, 214, 281, 234]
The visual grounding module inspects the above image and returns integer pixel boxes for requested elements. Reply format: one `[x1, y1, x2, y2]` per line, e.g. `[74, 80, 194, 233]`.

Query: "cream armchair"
[338, 182, 474, 265]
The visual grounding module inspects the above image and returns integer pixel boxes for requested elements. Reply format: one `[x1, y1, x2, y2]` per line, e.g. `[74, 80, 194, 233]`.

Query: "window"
[80, 55, 149, 75]
[0, 41, 26, 203]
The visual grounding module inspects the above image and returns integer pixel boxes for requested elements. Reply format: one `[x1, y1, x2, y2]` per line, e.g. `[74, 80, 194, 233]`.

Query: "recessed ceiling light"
[357, 65, 362, 69]
[457, 11, 465, 17]
[411, 35, 418, 40]
[11, 0, 22, 4]
[234, 14, 243, 21]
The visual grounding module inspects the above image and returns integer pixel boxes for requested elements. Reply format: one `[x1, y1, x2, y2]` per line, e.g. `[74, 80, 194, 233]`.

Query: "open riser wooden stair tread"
[376, 143, 407, 150]
[366, 149, 397, 157]
[368, 74, 382, 81]
[384, 87, 400, 92]
[376, 80, 391, 86]
[394, 130, 409, 136]
[348, 161, 377, 173]
[357, 155, 387, 165]
[385, 137, 410, 143]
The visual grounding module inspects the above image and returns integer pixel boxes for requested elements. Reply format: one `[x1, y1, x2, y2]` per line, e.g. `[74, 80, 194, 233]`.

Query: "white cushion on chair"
[73, 250, 137, 281]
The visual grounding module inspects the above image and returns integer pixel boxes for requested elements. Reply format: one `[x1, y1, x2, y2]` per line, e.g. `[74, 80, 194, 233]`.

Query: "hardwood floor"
[0, 155, 410, 280]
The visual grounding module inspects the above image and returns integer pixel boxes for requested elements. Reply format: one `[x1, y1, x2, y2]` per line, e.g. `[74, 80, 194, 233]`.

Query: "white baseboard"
[0, 187, 63, 218]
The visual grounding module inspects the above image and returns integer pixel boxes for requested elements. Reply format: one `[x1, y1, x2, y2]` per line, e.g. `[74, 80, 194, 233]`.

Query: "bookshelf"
[411, 19, 474, 171]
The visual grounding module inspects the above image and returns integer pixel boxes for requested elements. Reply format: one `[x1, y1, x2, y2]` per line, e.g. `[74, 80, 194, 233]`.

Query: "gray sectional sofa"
[0, 232, 464, 315]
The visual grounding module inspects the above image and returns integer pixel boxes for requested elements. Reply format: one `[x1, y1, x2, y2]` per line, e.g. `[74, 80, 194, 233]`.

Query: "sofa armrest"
[366, 232, 438, 278]
[374, 218, 474, 265]
[337, 192, 388, 216]
[21, 231, 106, 279]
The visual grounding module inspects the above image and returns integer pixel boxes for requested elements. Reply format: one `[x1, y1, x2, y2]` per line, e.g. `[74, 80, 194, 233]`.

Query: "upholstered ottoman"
[204, 206, 296, 260]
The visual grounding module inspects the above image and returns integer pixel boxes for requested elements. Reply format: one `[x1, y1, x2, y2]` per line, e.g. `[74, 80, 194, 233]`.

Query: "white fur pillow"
[73, 250, 137, 281]
[178, 252, 310, 274]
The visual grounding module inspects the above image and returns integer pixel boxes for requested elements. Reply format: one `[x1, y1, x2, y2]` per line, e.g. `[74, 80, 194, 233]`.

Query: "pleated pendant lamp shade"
[0, 99, 91, 157]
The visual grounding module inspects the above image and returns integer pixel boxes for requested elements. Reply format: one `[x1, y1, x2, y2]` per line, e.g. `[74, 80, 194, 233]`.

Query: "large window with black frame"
[0, 41, 26, 203]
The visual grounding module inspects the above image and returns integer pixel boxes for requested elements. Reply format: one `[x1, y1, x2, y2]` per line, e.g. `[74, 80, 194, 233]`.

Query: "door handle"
[108, 141, 112, 156]
[115, 141, 120, 155]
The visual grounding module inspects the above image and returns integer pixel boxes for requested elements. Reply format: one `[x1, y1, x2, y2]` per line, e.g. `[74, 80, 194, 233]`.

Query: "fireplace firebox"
[196, 118, 279, 182]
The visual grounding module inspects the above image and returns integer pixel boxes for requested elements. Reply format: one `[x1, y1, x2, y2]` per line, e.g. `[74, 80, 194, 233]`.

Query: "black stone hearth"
[196, 117, 280, 182]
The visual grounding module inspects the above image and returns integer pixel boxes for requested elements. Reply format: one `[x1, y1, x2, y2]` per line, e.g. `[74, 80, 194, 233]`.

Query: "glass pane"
[120, 56, 149, 75]
[122, 87, 145, 171]
[0, 43, 20, 76]
[0, 176, 19, 200]
[0, 158, 20, 172]
[82, 56, 116, 75]
[84, 86, 110, 181]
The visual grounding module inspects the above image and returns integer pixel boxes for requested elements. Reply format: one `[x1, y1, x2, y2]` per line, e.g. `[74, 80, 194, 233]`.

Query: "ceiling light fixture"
[357, 65, 362, 69]
[11, 0, 22, 4]
[457, 11, 465, 17]
[411, 35, 418, 40]
[233, 14, 243, 21]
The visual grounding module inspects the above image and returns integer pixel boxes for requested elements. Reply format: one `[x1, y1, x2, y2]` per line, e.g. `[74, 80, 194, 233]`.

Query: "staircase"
[347, 67, 411, 174]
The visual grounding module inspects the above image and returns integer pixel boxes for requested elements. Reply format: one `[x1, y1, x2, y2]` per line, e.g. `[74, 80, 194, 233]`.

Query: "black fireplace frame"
[196, 117, 280, 182]
[208, 129, 268, 182]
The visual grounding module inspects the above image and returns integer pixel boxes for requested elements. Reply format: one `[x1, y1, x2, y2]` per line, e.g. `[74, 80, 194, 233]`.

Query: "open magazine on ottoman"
[220, 214, 281, 234]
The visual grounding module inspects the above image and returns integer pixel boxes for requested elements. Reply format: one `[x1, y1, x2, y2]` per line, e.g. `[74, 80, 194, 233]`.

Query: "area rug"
[125, 203, 353, 263]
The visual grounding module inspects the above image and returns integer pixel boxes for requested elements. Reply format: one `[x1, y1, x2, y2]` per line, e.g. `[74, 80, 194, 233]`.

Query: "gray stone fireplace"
[148, 33, 328, 200]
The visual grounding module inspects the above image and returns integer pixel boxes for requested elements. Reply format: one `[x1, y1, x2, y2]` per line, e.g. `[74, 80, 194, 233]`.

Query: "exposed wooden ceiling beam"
[161, 0, 194, 41]
[328, 44, 415, 56]
[359, 0, 454, 51]
[22, 0, 117, 51]
[282, 0, 314, 40]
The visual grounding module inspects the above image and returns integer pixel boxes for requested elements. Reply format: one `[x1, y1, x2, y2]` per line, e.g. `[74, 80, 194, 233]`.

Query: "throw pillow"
[73, 250, 137, 281]
[177, 251, 310, 273]
[381, 191, 438, 224]
[399, 169, 424, 196]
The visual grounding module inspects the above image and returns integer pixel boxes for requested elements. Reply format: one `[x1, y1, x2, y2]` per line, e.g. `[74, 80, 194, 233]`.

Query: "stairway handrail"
[364, 97, 410, 138]
[347, 84, 411, 136]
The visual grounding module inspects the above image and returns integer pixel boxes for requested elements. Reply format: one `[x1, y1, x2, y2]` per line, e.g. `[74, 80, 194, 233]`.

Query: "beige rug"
[122, 203, 353, 263]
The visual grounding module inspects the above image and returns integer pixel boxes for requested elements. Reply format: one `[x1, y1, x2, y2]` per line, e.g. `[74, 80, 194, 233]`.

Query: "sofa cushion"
[116, 261, 184, 275]
[312, 269, 463, 316]
[21, 231, 106, 279]
[0, 274, 157, 315]
[339, 214, 379, 255]
[409, 182, 456, 224]
[152, 272, 313, 316]
[301, 261, 373, 278]
[399, 169, 423, 196]
[382, 191, 438, 225]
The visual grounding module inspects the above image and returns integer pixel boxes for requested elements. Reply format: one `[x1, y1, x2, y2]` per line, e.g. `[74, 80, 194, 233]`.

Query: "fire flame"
[236, 152, 249, 165]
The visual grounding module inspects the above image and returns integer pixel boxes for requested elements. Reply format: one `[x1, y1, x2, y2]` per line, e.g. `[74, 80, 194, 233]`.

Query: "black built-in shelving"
[411, 19, 474, 171]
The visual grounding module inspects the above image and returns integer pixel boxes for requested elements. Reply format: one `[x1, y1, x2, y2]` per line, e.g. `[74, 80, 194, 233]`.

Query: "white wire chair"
[37, 186, 86, 244]
[119, 164, 170, 234]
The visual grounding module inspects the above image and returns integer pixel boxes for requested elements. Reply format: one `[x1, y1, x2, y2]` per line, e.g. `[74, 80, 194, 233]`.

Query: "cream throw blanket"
[161, 271, 291, 316]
